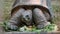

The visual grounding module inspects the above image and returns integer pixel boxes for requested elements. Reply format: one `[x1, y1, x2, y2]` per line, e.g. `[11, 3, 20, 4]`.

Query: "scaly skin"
[21, 10, 33, 26]
[33, 8, 50, 29]
[7, 8, 25, 30]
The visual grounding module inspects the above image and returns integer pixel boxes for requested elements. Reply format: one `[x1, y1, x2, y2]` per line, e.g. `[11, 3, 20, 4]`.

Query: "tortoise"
[7, 0, 54, 30]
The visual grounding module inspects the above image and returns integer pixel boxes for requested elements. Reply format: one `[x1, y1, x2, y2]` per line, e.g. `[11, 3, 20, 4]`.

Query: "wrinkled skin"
[7, 8, 50, 30]
[7, 8, 25, 30]
[33, 8, 50, 29]
[7, 8, 33, 30]
[21, 10, 33, 26]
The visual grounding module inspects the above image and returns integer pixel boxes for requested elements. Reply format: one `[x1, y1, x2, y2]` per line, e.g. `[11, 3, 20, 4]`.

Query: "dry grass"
[3, 0, 14, 21]
[52, 5, 60, 30]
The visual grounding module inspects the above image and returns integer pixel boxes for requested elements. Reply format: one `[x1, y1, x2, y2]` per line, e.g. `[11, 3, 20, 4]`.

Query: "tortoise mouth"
[23, 18, 30, 22]
[22, 15, 31, 22]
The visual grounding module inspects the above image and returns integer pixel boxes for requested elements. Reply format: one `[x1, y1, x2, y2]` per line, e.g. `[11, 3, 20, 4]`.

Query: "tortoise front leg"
[33, 8, 50, 29]
[7, 8, 25, 31]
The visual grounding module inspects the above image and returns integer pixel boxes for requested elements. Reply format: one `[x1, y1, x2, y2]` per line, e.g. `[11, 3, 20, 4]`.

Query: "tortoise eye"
[26, 15, 29, 17]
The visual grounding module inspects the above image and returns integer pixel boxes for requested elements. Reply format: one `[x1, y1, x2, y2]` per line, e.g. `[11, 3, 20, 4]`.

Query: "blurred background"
[0, 0, 60, 30]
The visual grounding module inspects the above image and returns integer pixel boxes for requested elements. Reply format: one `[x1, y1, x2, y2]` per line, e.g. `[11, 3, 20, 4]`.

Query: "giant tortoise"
[6, 0, 54, 31]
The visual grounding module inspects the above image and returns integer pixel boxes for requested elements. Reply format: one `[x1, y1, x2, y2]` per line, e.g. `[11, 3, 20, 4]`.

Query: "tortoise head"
[21, 10, 32, 23]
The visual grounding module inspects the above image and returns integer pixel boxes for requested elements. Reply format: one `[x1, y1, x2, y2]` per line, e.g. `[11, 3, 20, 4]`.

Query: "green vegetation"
[3, 21, 57, 33]
[19, 24, 57, 32]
